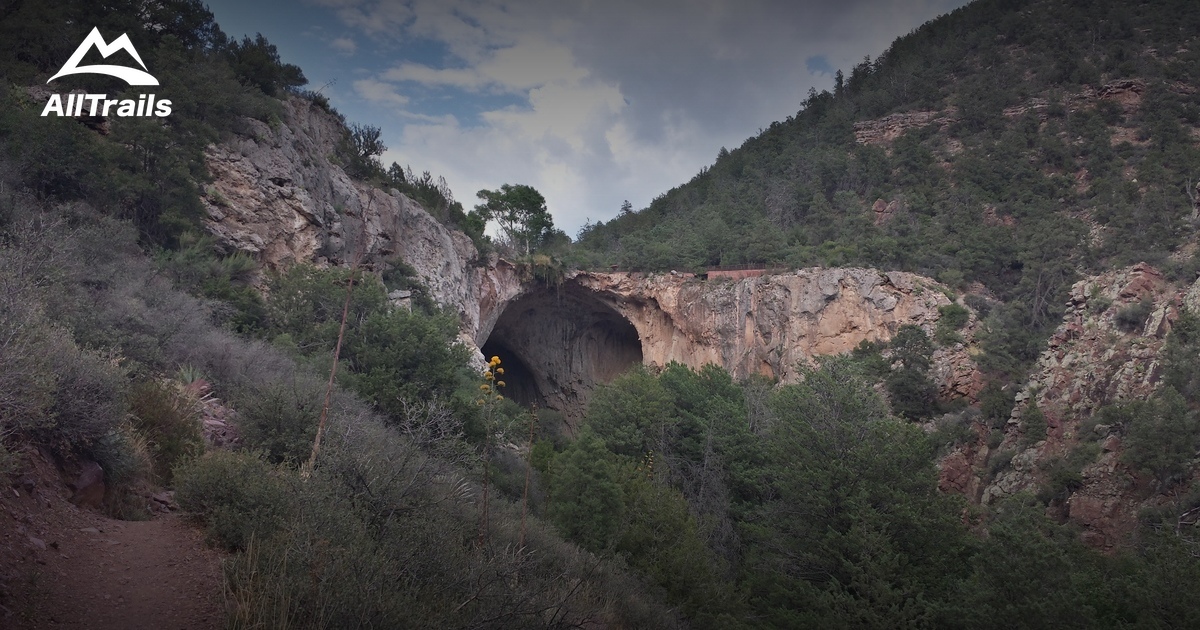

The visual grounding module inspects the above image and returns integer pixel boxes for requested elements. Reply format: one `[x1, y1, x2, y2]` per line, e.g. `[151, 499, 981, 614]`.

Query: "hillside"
[6, 0, 1200, 628]
[573, 0, 1200, 376]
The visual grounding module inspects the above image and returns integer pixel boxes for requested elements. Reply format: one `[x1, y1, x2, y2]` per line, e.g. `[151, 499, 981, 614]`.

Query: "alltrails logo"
[41, 27, 172, 118]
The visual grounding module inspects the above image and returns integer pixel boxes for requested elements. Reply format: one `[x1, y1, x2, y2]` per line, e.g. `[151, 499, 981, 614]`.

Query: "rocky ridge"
[936, 262, 1200, 548]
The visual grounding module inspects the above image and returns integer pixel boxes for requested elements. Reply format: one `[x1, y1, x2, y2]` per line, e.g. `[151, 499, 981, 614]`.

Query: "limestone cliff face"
[477, 268, 983, 417]
[199, 97, 522, 346]
[570, 268, 975, 386]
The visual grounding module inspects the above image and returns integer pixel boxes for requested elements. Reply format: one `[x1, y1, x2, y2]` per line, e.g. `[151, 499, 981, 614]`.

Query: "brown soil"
[1, 448, 224, 629]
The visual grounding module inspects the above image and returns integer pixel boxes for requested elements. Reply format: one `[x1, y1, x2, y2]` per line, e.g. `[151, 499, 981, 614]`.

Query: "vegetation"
[472, 183, 568, 257]
[531, 359, 1200, 628]
[568, 0, 1200, 386]
[6, 0, 1200, 627]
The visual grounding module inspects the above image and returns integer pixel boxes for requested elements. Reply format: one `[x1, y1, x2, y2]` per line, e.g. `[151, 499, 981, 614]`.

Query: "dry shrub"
[129, 380, 205, 483]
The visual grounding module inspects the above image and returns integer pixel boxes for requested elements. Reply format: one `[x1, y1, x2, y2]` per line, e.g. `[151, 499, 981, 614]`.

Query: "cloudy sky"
[205, 0, 969, 236]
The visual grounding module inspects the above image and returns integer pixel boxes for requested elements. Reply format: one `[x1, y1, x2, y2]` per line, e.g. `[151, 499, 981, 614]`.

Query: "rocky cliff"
[199, 98, 981, 413]
[480, 268, 982, 417]
[200, 97, 523, 351]
[932, 262, 1200, 549]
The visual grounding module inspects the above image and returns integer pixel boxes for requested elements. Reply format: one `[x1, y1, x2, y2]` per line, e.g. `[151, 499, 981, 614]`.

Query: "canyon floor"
[1, 450, 223, 630]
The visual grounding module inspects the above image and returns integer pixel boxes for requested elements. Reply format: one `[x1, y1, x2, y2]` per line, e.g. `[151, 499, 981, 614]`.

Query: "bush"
[1115, 298, 1154, 333]
[90, 420, 153, 492]
[174, 450, 293, 551]
[234, 381, 321, 466]
[1038, 442, 1102, 503]
[980, 381, 1017, 428]
[930, 409, 980, 455]
[128, 380, 205, 483]
[43, 335, 129, 456]
[339, 308, 470, 418]
[937, 302, 971, 345]
[1021, 402, 1047, 447]
[1120, 388, 1200, 487]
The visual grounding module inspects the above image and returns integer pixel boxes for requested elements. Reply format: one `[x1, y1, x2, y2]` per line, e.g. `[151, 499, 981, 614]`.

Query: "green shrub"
[128, 380, 205, 483]
[43, 335, 129, 456]
[1038, 442, 1102, 503]
[988, 448, 1017, 478]
[849, 338, 891, 380]
[174, 450, 293, 551]
[980, 382, 1017, 428]
[936, 302, 971, 345]
[1115, 298, 1153, 333]
[548, 430, 625, 552]
[930, 410, 980, 455]
[339, 307, 470, 417]
[1120, 388, 1200, 487]
[1021, 402, 1047, 447]
[234, 382, 321, 466]
[90, 421, 153, 489]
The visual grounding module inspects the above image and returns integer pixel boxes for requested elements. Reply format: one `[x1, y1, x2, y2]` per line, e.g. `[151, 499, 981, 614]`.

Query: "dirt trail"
[2, 452, 224, 629]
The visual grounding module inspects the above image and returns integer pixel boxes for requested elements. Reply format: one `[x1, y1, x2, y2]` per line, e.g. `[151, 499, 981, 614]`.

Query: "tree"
[343, 123, 386, 180]
[224, 33, 307, 97]
[548, 430, 624, 552]
[743, 358, 972, 626]
[473, 184, 555, 256]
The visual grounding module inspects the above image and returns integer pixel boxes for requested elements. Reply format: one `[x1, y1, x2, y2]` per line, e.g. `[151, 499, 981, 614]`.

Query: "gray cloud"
[290, 0, 968, 233]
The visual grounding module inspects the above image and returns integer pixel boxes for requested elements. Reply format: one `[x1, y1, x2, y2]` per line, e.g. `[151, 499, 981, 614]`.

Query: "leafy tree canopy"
[472, 184, 556, 256]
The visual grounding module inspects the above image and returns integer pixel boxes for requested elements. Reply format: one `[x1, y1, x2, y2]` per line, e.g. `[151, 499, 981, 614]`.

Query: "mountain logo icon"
[47, 27, 159, 86]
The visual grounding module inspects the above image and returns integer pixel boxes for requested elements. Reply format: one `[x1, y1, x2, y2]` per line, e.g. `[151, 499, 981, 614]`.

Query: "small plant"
[204, 186, 229, 207]
[236, 384, 320, 466]
[988, 448, 1017, 478]
[1088, 296, 1113, 315]
[177, 364, 205, 386]
[929, 409, 979, 455]
[936, 303, 970, 345]
[128, 380, 205, 483]
[1115, 297, 1154, 332]
[1020, 402, 1047, 447]
[1037, 441, 1102, 503]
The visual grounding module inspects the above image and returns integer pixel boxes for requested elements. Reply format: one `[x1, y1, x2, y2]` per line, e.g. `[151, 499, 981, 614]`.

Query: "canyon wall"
[935, 262, 1200, 549]
[200, 97, 523, 353]
[200, 96, 982, 417]
[481, 268, 982, 417]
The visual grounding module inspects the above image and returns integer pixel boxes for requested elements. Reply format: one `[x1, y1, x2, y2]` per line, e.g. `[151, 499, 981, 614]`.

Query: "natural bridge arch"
[480, 280, 643, 419]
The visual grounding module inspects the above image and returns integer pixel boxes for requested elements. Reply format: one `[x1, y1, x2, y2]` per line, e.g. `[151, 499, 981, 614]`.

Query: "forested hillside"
[5, 0, 1200, 628]
[573, 0, 1200, 376]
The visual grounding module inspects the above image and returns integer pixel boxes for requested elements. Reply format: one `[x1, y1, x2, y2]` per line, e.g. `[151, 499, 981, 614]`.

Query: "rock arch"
[480, 281, 643, 418]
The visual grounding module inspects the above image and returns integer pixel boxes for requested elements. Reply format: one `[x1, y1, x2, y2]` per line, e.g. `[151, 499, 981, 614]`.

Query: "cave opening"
[479, 338, 541, 408]
[482, 283, 643, 418]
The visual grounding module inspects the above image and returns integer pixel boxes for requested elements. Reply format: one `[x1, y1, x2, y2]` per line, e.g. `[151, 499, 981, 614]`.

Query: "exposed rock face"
[478, 268, 982, 417]
[962, 262, 1195, 548]
[199, 97, 983, 420]
[200, 97, 522, 344]
[853, 110, 950, 146]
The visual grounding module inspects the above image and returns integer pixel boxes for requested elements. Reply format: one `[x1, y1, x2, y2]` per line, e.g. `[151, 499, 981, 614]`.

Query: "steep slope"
[970, 263, 1200, 547]
[574, 0, 1200, 378]
[200, 96, 523, 352]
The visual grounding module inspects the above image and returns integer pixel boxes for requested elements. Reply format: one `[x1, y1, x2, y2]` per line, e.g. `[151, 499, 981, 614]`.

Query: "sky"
[204, 0, 970, 237]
